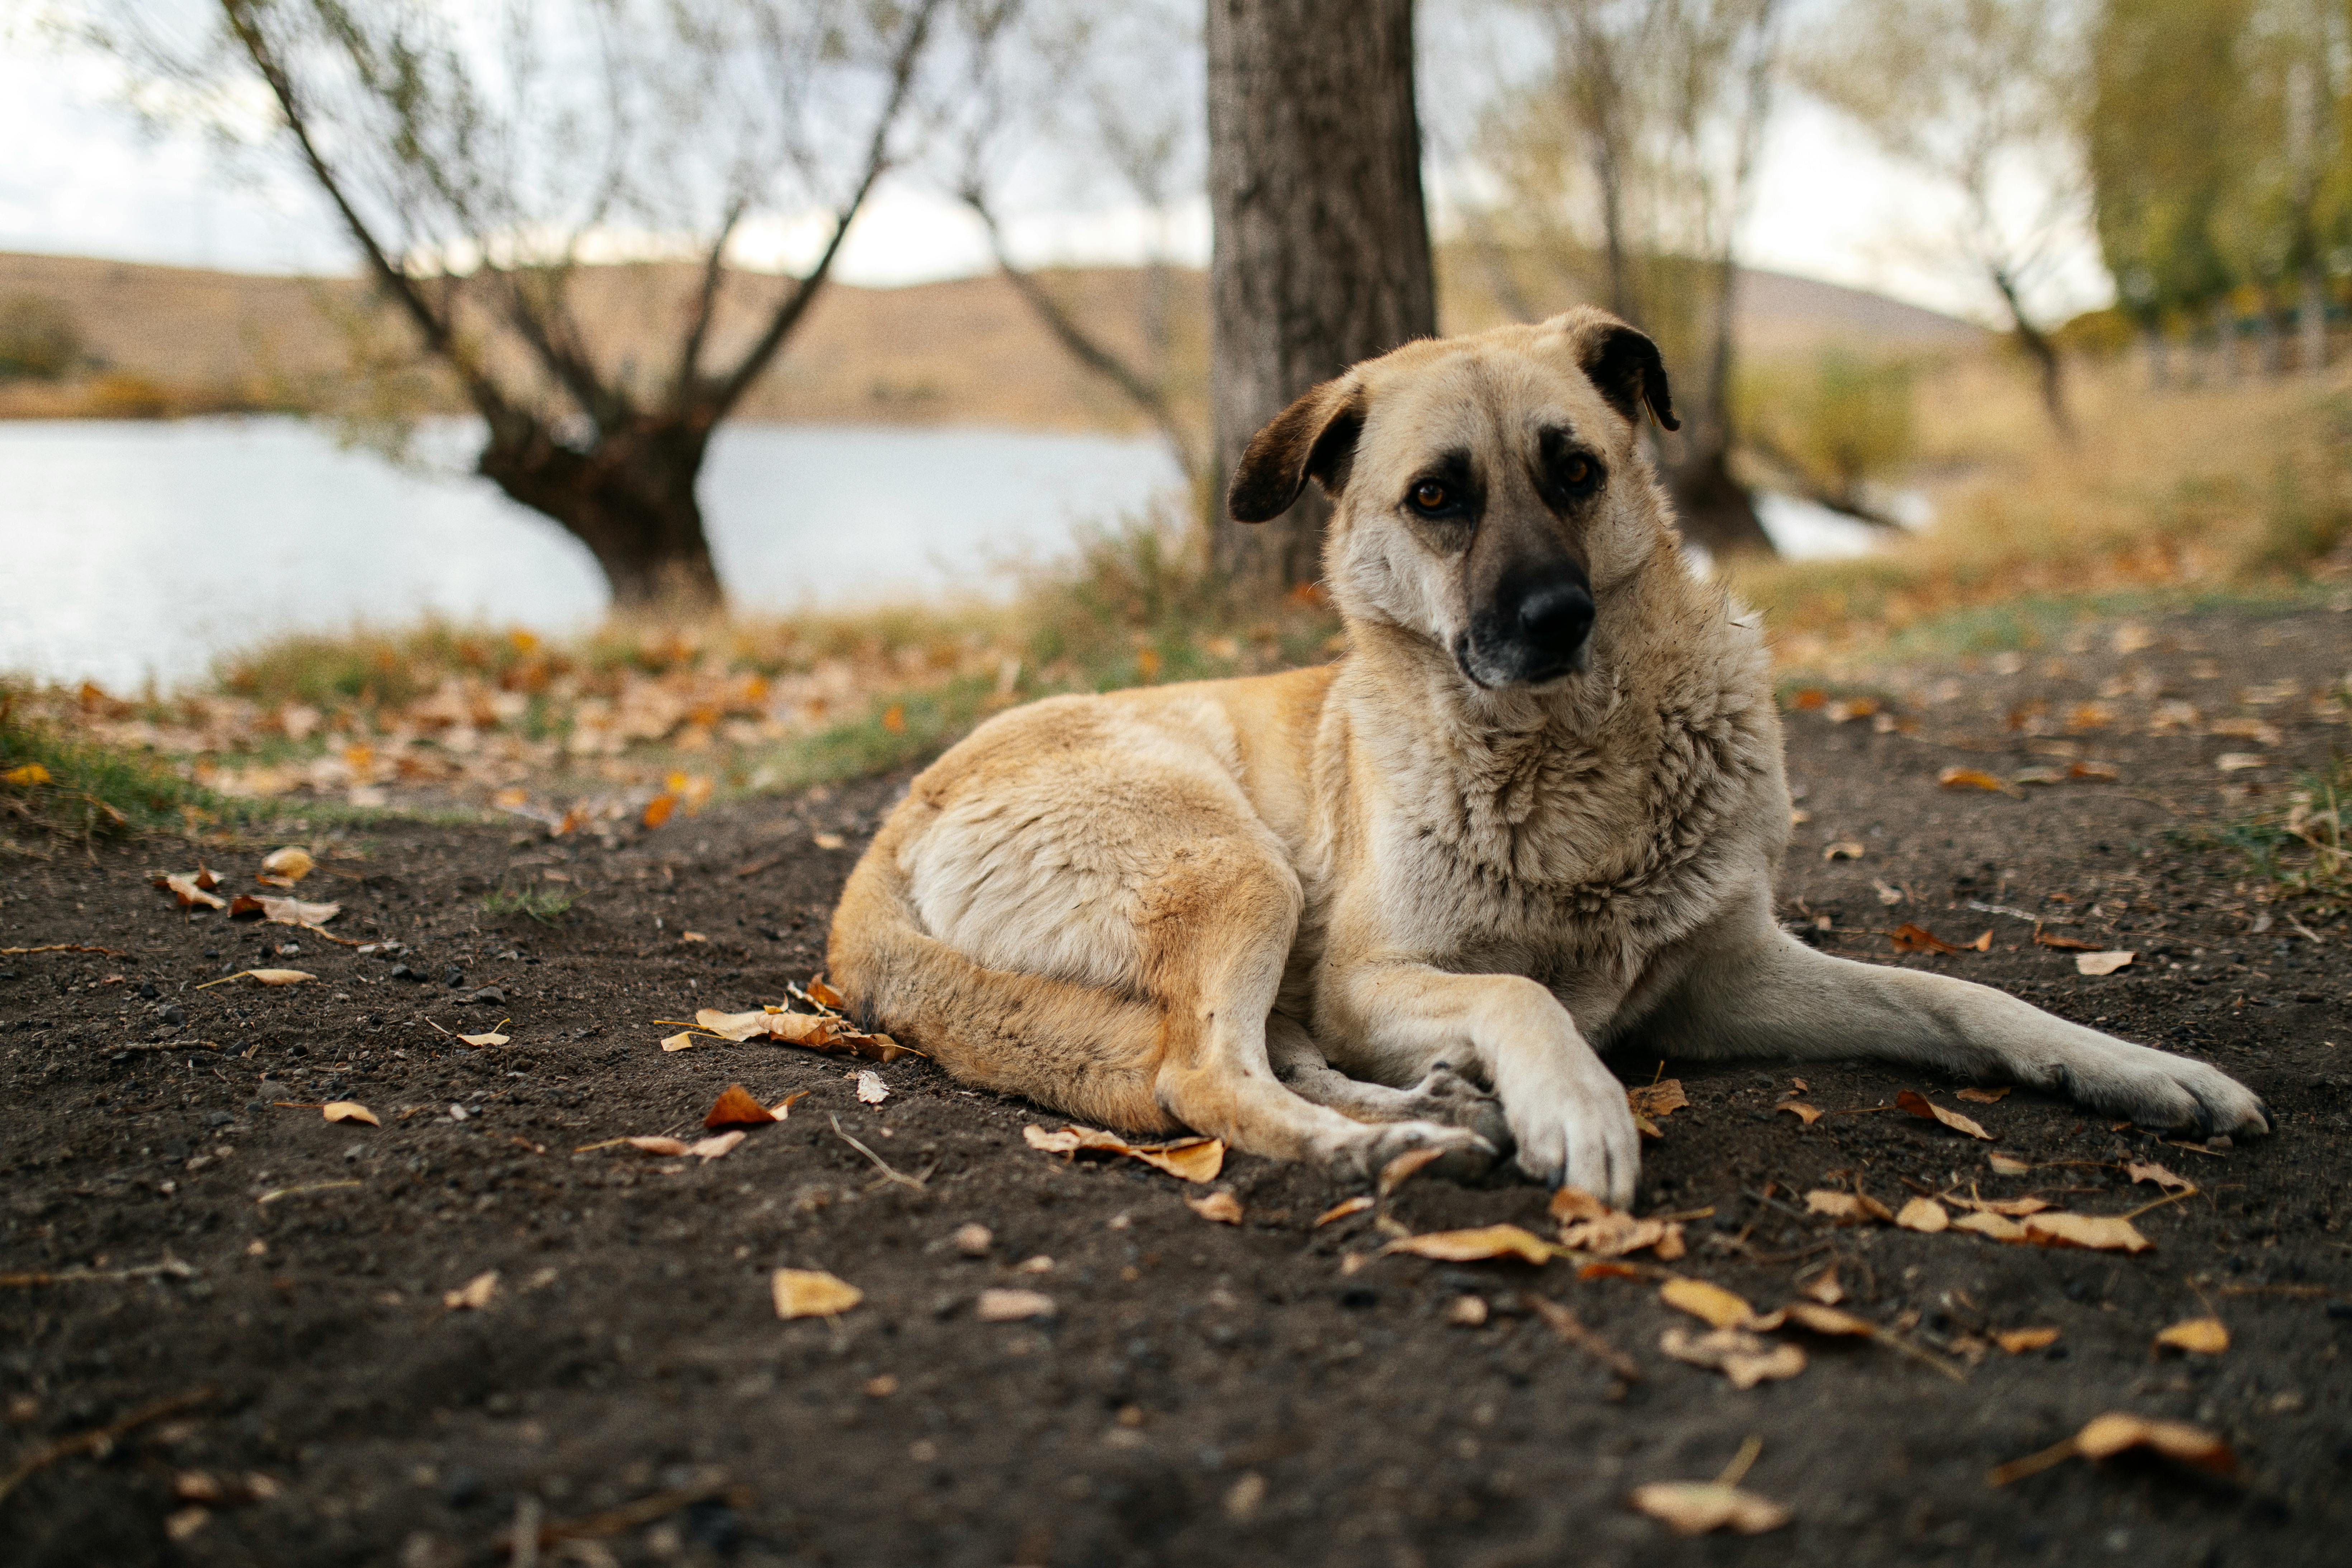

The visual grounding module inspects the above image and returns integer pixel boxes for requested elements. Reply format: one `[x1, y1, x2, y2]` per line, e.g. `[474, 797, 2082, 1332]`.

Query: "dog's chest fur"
[1338, 581, 1784, 982]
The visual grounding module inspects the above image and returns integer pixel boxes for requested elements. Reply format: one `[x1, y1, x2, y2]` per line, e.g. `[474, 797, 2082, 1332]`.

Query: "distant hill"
[0, 249, 1980, 429]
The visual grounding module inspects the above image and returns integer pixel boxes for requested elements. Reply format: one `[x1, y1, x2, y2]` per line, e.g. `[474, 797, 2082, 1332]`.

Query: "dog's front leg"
[1636, 894, 2270, 1139]
[1322, 963, 1641, 1203]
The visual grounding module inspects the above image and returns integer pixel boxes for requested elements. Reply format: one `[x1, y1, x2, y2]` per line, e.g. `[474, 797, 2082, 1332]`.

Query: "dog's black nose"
[1515, 578, 1595, 657]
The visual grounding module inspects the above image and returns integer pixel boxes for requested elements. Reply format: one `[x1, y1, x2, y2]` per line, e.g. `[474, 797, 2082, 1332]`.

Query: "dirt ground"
[5, 603, 2351, 1568]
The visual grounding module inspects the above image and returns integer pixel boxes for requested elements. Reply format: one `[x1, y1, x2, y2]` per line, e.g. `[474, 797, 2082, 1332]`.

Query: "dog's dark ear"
[1227, 378, 1366, 523]
[1582, 323, 1679, 432]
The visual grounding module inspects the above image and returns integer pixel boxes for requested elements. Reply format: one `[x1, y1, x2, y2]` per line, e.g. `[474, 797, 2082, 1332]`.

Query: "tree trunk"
[1206, 0, 1437, 594]
[476, 416, 725, 613]
[1671, 444, 1772, 558]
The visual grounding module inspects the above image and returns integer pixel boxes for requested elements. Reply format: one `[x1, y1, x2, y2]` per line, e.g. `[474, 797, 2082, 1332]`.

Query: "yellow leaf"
[260, 847, 314, 882]
[321, 1101, 379, 1127]
[1951, 1210, 2026, 1241]
[246, 969, 314, 986]
[1659, 1276, 1756, 1329]
[443, 1271, 497, 1310]
[1938, 766, 2009, 792]
[1380, 1224, 1555, 1265]
[1628, 1482, 1790, 1536]
[1895, 1196, 1949, 1232]
[455, 1030, 509, 1048]
[2021, 1212, 2152, 1252]
[2073, 1413, 2233, 1470]
[659, 1030, 701, 1052]
[1994, 1326, 2060, 1354]
[1314, 1195, 1373, 1228]
[2155, 1317, 2228, 1354]
[1378, 1146, 1447, 1197]
[773, 1269, 863, 1319]
[3, 763, 51, 787]
[1895, 1089, 1994, 1140]
[1186, 1191, 1244, 1224]
[642, 793, 677, 829]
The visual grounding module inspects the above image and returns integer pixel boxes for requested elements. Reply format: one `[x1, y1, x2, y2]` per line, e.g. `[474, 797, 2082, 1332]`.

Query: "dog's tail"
[826, 820, 1179, 1134]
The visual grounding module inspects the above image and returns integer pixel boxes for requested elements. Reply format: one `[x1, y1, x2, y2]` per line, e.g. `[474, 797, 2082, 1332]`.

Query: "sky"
[0, 20, 2114, 329]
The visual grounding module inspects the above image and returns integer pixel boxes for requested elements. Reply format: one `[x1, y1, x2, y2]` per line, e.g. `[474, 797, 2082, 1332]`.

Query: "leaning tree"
[96, 0, 960, 611]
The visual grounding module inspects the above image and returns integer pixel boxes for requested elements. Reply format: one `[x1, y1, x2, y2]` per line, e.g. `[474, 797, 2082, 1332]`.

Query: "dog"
[828, 307, 2268, 1204]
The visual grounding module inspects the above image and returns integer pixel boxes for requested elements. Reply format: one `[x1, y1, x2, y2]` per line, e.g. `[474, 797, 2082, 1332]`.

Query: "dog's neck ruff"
[1337, 544, 1781, 945]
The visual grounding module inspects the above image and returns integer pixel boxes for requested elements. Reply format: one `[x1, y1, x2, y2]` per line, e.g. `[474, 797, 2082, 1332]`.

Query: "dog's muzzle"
[1457, 570, 1596, 688]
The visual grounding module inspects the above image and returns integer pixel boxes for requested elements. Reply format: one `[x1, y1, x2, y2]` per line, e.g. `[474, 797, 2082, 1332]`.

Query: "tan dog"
[829, 307, 2268, 1203]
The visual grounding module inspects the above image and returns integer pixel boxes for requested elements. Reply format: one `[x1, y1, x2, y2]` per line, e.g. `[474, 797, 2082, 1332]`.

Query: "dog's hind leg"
[1143, 845, 1495, 1182]
[1633, 892, 2269, 1139]
[1266, 1015, 1513, 1155]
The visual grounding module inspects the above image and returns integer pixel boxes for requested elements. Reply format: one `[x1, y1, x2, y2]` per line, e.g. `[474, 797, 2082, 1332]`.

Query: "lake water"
[0, 416, 1895, 690]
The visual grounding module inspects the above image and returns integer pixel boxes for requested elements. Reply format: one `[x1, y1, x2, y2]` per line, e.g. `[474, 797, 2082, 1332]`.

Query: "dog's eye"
[1411, 480, 1454, 514]
[1563, 457, 1590, 486]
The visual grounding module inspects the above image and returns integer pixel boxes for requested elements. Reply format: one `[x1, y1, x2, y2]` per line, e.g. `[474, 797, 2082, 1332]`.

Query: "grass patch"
[2204, 757, 2352, 914]
[1, 684, 226, 839]
[481, 884, 576, 925]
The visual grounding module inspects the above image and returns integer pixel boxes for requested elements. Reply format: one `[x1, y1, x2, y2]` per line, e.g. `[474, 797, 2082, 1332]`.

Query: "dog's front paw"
[2063, 1042, 2270, 1139]
[1402, 1061, 1515, 1157]
[1504, 1068, 1641, 1207]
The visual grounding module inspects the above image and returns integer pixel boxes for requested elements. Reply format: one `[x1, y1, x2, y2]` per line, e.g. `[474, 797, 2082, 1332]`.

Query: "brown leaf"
[974, 1287, 1055, 1322]
[2069, 760, 2121, 781]
[244, 968, 313, 986]
[1951, 1195, 2053, 1217]
[1628, 1481, 1790, 1536]
[1956, 1086, 2010, 1103]
[2020, 1212, 2152, 1252]
[1550, 1187, 1611, 1223]
[2155, 1317, 2229, 1354]
[228, 893, 342, 927]
[1987, 1151, 2032, 1176]
[1021, 1123, 1224, 1183]
[1804, 1190, 1894, 1224]
[1776, 1101, 1823, 1125]
[1938, 766, 2011, 792]
[1658, 1326, 1806, 1388]
[1896, 1089, 1994, 1140]
[1377, 1146, 1447, 1198]
[1558, 1211, 1685, 1260]
[642, 793, 678, 829]
[1800, 1265, 1843, 1305]
[1660, 1277, 1757, 1329]
[1895, 1196, 1949, 1233]
[2126, 1161, 2195, 1194]
[443, 1271, 497, 1310]
[1990, 1413, 2234, 1486]
[1314, 1195, 1374, 1228]
[321, 1101, 379, 1127]
[1994, 1326, 2060, 1354]
[1186, 1191, 1245, 1225]
[772, 1269, 862, 1319]
[260, 847, 314, 882]
[2075, 950, 2136, 976]
[704, 1084, 778, 1129]
[686, 1131, 745, 1161]
[624, 1136, 689, 1156]
[155, 873, 227, 910]
[806, 976, 846, 1010]
[1951, 1210, 2026, 1241]
[2033, 930, 2103, 951]
[1625, 1079, 1689, 1122]
[1380, 1224, 1555, 1265]
[770, 1090, 809, 1118]
[1775, 1302, 1874, 1338]
[1890, 922, 1961, 955]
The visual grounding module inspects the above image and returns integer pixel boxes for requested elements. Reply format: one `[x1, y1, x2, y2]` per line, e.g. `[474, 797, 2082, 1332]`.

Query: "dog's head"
[1228, 307, 1678, 690]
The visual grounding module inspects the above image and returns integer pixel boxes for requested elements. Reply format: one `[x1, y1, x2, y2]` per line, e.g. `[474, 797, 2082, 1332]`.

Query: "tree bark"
[1206, 0, 1437, 593]
[477, 414, 724, 612]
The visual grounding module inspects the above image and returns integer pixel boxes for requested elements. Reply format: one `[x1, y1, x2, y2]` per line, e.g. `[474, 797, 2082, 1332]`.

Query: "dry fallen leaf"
[1956, 1086, 2011, 1104]
[1951, 1195, 2053, 1217]
[1377, 1146, 1447, 1198]
[1186, 1191, 1245, 1225]
[1774, 1302, 1874, 1338]
[4, 762, 52, 786]
[1021, 1123, 1224, 1183]
[2033, 929, 2103, 951]
[686, 1006, 920, 1063]
[1990, 1412, 2234, 1485]
[773, 1268, 863, 1319]
[1804, 1190, 1894, 1224]
[624, 1136, 690, 1156]
[806, 976, 847, 1010]
[1889, 922, 1962, 955]
[1551, 1187, 1610, 1223]
[687, 1131, 746, 1161]
[1938, 766, 2010, 792]
[1988, 1151, 2032, 1176]
[1895, 1196, 1949, 1233]
[770, 1090, 809, 1118]
[659, 1031, 700, 1053]
[1629, 1481, 1790, 1536]
[1380, 1224, 1555, 1265]
[856, 1070, 890, 1105]
[260, 846, 314, 882]
[454, 1028, 510, 1048]
[1896, 1089, 1994, 1141]
[1952, 1210, 2026, 1241]
[244, 969, 314, 986]
[1994, 1326, 2060, 1354]
[1659, 1326, 1806, 1388]
[642, 793, 679, 829]
[321, 1101, 379, 1127]
[155, 872, 227, 910]
[1776, 1101, 1822, 1126]
[1800, 1266, 1843, 1305]
[2075, 950, 2136, 976]
[1315, 1195, 1374, 1228]
[2155, 1317, 2229, 1355]
[228, 893, 342, 927]
[443, 1271, 497, 1310]
[704, 1084, 778, 1128]
[2126, 1161, 2195, 1194]
[1660, 1277, 1757, 1330]
[2022, 1212, 2152, 1252]
[1625, 1079, 1689, 1123]
[974, 1287, 1056, 1322]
